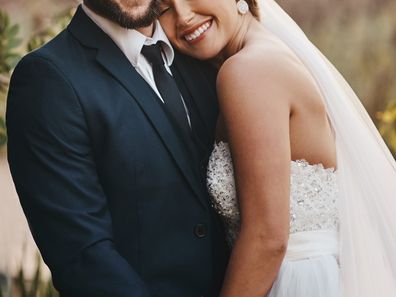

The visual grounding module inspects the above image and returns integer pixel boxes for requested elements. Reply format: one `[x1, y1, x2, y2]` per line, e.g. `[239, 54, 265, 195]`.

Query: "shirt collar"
[82, 4, 174, 67]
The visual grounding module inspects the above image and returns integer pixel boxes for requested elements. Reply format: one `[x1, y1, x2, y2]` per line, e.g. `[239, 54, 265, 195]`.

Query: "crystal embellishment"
[207, 142, 339, 246]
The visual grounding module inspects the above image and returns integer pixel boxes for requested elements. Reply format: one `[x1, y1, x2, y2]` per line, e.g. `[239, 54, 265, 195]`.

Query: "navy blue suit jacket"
[6, 6, 229, 297]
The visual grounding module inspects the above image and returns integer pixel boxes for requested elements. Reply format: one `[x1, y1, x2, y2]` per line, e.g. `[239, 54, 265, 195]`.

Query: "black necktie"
[141, 44, 191, 138]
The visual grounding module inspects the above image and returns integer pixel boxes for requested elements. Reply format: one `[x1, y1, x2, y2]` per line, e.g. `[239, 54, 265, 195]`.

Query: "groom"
[6, 0, 229, 296]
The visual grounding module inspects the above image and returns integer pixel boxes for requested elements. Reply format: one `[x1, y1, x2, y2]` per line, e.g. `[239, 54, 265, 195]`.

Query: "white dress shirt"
[83, 4, 175, 103]
[82, 4, 191, 126]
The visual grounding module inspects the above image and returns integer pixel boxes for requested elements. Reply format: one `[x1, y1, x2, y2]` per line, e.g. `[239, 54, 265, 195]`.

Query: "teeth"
[184, 21, 211, 41]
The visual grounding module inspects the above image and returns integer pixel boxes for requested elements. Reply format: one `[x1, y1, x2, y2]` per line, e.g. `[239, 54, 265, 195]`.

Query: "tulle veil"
[256, 0, 396, 295]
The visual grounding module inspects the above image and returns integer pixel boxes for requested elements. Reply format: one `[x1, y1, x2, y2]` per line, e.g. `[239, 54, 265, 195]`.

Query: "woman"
[158, 0, 396, 296]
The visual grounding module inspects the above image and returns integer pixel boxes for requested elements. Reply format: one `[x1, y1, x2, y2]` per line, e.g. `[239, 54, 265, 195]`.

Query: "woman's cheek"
[159, 17, 175, 40]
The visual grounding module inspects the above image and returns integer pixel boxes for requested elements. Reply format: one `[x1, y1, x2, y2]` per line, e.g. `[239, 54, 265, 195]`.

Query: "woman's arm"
[216, 50, 303, 297]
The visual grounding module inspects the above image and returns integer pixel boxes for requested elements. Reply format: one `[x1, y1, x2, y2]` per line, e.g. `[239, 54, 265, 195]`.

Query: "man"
[6, 1, 229, 296]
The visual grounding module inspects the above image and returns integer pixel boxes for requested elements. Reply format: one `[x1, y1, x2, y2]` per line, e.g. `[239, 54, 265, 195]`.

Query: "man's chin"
[84, 0, 160, 29]
[122, 0, 161, 27]
[116, 13, 156, 29]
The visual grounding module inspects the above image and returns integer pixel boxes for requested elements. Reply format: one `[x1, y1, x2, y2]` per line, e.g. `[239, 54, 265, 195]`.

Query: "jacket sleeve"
[6, 54, 152, 297]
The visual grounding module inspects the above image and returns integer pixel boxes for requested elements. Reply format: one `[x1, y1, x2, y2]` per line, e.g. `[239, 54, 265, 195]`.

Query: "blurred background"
[0, 0, 395, 296]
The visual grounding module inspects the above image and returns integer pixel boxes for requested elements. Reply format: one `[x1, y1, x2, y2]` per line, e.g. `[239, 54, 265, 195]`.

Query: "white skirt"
[268, 230, 341, 297]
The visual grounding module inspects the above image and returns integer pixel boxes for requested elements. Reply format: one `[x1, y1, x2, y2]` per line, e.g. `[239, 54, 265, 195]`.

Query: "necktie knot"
[141, 44, 165, 66]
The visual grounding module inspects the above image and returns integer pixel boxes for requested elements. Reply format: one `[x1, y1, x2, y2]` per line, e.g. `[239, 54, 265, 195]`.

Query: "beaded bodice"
[207, 142, 339, 246]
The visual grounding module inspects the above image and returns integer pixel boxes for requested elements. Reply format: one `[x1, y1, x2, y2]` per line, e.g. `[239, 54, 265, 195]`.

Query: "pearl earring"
[236, 0, 249, 15]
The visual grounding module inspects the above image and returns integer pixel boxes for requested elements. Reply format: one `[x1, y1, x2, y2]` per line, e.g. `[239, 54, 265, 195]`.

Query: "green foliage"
[27, 9, 74, 52]
[0, 10, 22, 149]
[0, 11, 22, 74]
[0, 8, 73, 149]
[0, 117, 6, 146]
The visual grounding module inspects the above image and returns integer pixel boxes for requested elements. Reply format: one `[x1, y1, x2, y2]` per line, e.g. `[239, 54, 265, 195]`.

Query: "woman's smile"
[182, 19, 213, 44]
[158, 0, 242, 60]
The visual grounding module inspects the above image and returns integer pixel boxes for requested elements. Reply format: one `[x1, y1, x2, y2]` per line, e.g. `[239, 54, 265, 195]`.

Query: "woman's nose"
[174, 0, 195, 26]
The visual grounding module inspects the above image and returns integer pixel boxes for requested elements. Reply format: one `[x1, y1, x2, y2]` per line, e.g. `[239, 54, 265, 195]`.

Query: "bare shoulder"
[217, 39, 320, 109]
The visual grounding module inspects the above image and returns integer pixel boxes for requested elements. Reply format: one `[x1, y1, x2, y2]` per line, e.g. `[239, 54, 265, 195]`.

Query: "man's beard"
[84, 0, 161, 29]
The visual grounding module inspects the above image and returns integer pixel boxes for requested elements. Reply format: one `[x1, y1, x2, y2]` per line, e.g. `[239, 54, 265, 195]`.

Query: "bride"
[158, 0, 396, 296]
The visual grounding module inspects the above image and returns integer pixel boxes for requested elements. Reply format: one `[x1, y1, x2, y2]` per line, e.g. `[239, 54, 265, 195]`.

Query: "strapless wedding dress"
[207, 142, 341, 297]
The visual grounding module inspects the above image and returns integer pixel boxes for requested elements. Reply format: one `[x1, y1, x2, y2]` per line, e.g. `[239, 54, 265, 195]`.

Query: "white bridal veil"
[257, 0, 396, 295]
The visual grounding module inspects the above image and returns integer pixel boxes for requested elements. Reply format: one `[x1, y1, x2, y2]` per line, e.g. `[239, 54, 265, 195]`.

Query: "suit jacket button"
[194, 224, 207, 238]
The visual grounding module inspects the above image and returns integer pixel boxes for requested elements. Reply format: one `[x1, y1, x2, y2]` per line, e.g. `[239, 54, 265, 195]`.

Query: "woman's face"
[158, 0, 240, 60]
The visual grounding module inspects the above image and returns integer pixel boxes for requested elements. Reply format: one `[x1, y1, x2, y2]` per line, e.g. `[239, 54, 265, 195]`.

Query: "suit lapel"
[68, 6, 207, 208]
